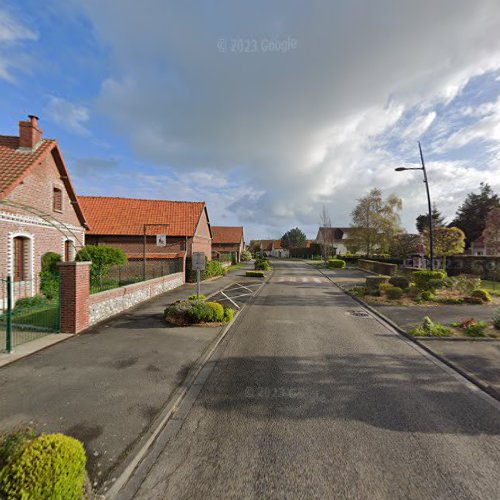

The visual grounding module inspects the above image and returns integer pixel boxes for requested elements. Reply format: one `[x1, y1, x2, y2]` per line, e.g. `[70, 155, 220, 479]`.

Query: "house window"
[53, 187, 62, 212]
[13, 236, 28, 281]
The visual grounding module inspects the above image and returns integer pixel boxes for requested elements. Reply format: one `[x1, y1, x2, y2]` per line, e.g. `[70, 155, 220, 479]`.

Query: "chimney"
[18, 115, 42, 150]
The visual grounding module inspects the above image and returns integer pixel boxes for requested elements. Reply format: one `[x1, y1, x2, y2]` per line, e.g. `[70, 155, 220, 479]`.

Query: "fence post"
[58, 261, 90, 334]
[6, 275, 12, 353]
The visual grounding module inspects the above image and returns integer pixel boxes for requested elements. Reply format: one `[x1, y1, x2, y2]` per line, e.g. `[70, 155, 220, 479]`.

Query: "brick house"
[0, 116, 87, 290]
[211, 226, 244, 262]
[271, 240, 289, 259]
[78, 196, 212, 265]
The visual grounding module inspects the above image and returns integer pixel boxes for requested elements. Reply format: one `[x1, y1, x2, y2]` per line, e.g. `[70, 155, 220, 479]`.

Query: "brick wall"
[85, 235, 186, 255]
[59, 261, 90, 333]
[88, 272, 185, 325]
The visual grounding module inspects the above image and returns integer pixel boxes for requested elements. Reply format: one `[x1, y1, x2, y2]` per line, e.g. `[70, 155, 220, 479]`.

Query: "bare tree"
[318, 205, 334, 262]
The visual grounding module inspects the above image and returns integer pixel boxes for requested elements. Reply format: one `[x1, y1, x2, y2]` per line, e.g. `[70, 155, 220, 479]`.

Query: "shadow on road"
[203, 354, 500, 436]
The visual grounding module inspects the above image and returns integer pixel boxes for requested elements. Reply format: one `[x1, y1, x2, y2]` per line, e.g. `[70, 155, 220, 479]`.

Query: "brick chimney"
[18, 115, 42, 150]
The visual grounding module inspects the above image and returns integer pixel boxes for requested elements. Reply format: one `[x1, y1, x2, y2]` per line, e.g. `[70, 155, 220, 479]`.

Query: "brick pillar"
[58, 261, 90, 334]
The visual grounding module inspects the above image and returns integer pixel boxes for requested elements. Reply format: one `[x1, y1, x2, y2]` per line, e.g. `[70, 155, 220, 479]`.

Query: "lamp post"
[395, 141, 434, 270]
[143, 223, 170, 280]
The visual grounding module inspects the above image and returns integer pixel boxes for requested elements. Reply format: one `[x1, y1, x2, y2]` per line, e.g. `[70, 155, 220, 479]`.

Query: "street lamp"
[395, 141, 435, 270]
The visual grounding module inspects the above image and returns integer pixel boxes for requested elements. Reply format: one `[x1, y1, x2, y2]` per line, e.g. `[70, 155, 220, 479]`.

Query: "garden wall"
[88, 272, 184, 326]
[358, 259, 398, 276]
[446, 256, 500, 280]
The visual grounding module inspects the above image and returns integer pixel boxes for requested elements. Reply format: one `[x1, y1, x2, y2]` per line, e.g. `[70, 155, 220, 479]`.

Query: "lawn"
[5, 305, 60, 332]
[481, 280, 500, 296]
[225, 262, 247, 272]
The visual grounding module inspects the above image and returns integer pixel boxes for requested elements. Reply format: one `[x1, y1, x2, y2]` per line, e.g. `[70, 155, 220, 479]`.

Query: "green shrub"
[388, 276, 410, 289]
[0, 433, 86, 500]
[240, 250, 252, 262]
[493, 309, 500, 329]
[365, 275, 390, 291]
[407, 284, 419, 298]
[471, 289, 491, 303]
[386, 286, 403, 300]
[427, 278, 445, 290]
[412, 270, 447, 291]
[434, 296, 464, 304]
[419, 290, 435, 301]
[255, 260, 271, 271]
[40, 252, 62, 300]
[76, 245, 127, 286]
[379, 282, 393, 293]
[186, 301, 214, 323]
[0, 428, 36, 471]
[188, 294, 206, 301]
[246, 270, 265, 277]
[350, 286, 367, 297]
[223, 307, 235, 322]
[327, 259, 346, 269]
[464, 296, 484, 304]
[206, 301, 224, 322]
[464, 321, 488, 337]
[164, 300, 194, 325]
[13, 295, 49, 312]
[409, 316, 451, 337]
[446, 275, 481, 295]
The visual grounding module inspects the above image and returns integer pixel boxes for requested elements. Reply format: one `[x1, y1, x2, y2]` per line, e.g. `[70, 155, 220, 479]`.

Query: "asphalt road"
[132, 261, 500, 499]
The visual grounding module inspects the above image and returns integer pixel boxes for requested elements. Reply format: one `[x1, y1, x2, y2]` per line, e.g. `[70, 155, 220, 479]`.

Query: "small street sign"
[192, 252, 206, 271]
[156, 235, 167, 247]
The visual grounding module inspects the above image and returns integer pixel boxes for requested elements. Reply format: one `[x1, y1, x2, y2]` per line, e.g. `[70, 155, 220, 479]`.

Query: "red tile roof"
[79, 196, 206, 236]
[0, 136, 57, 197]
[0, 135, 87, 227]
[273, 240, 282, 249]
[212, 226, 243, 244]
[260, 240, 274, 251]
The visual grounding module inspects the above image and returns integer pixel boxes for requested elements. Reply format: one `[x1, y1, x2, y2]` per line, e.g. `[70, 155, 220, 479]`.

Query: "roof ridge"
[78, 195, 205, 204]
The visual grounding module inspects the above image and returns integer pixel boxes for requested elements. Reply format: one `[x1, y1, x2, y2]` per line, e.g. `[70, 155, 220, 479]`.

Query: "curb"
[104, 274, 269, 499]
[311, 264, 500, 403]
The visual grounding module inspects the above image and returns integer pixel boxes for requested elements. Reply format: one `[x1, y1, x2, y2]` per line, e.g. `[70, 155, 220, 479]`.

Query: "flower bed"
[165, 298, 235, 326]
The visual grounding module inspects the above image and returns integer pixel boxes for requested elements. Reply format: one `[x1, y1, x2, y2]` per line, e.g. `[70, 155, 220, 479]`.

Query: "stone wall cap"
[58, 261, 91, 267]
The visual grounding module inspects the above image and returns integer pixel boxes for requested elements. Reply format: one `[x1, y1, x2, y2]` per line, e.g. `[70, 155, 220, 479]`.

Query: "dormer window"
[53, 187, 62, 212]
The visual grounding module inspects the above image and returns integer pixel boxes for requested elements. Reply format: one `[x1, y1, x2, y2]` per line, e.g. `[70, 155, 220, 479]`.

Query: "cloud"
[46, 96, 90, 135]
[68, 0, 500, 238]
[0, 8, 37, 81]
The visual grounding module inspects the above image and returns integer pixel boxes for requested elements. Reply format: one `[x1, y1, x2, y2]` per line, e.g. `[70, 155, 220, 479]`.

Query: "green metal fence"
[90, 258, 184, 294]
[0, 276, 60, 353]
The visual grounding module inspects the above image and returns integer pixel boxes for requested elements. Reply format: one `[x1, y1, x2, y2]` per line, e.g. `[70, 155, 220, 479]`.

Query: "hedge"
[186, 258, 225, 282]
[0, 433, 86, 500]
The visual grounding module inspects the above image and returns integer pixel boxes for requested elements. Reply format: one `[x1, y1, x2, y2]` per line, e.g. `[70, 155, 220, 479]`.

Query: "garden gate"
[0, 276, 60, 353]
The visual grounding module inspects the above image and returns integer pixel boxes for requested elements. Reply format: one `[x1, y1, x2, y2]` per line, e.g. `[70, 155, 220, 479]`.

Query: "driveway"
[129, 261, 500, 499]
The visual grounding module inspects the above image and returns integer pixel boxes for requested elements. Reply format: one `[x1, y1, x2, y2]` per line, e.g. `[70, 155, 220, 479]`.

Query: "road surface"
[130, 261, 500, 499]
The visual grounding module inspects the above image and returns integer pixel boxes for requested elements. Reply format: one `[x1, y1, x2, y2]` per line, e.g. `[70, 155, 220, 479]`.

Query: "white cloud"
[70, 0, 500, 238]
[0, 9, 37, 81]
[46, 96, 90, 136]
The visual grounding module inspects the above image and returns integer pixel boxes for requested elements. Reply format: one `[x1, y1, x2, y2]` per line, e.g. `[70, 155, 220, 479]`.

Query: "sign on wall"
[156, 235, 167, 247]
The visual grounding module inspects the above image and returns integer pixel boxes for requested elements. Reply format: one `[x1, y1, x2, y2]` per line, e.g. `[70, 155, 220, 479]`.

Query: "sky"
[1, 0, 499, 241]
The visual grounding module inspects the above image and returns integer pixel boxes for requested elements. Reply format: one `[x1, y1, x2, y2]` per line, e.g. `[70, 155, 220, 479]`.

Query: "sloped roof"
[316, 227, 353, 241]
[260, 239, 274, 251]
[79, 196, 207, 236]
[273, 239, 282, 249]
[212, 226, 244, 245]
[0, 135, 87, 227]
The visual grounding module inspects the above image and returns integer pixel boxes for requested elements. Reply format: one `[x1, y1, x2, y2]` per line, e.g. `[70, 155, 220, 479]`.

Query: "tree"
[318, 205, 334, 262]
[416, 204, 445, 234]
[450, 183, 499, 248]
[483, 207, 500, 255]
[347, 188, 403, 255]
[423, 227, 465, 268]
[389, 233, 421, 259]
[281, 228, 307, 249]
[76, 245, 127, 285]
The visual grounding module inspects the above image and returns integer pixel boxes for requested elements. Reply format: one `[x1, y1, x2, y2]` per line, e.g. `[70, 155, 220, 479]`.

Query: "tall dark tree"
[281, 227, 307, 249]
[415, 204, 446, 234]
[450, 183, 499, 248]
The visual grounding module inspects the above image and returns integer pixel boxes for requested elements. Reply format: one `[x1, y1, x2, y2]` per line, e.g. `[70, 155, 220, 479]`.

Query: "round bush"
[388, 276, 409, 289]
[379, 282, 393, 293]
[206, 301, 224, 322]
[427, 278, 445, 290]
[386, 286, 403, 300]
[471, 289, 491, 303]
[327, 259, 346, 269]
[0, 433, 86, 500]
[419, 290, 435, 301]
[255, 260, 271, 271]
[412, 270, 447, 291]
[188, 294, 206, 301]
[186, 301, 214, 323]
[240, 250, 252, 262]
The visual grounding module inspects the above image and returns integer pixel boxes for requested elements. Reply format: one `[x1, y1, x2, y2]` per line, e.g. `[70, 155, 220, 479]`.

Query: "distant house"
[79, 196, 212, 264]
[316, 227, 360, 255]
[271, 240, 289, 259]
[0, 115, 87, 291]
[211, 226, 244, 262]
[258, 240, 274, 257]
[470, 235, 490, 256]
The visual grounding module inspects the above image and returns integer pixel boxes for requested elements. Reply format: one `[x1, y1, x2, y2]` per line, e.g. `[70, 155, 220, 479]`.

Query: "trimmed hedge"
[0, 433, 86, 500]
[386, 286, 403, 300]
[366, 275, 390, 291]
[388, 276, 410, 289]
[165, 299, 234, 325]
[358, 259, 398, 276]
[412, 270, 447, 291]
[327, 259, 346, 269]
[186, 259, 225, 282]
[246, 270, 265, 277]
